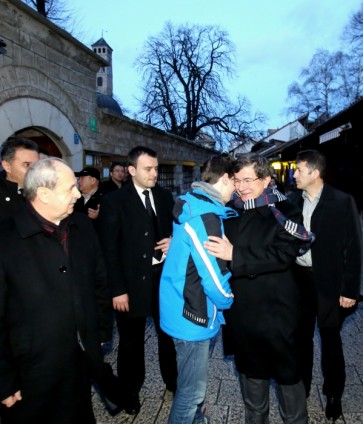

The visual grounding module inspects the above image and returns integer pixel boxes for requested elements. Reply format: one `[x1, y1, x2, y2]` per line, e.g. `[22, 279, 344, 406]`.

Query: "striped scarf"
[232, 187, 315, 256]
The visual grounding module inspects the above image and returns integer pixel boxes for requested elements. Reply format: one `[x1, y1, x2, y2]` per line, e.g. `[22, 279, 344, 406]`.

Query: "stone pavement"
[93, 301, 363, 424]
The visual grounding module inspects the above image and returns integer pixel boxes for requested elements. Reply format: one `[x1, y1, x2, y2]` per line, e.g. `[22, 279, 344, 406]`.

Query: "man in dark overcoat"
[290, 149, 361, 421]
[0, 158, 114, 424]
[0, 136, 39, 222]
[98, 146, 177, 415]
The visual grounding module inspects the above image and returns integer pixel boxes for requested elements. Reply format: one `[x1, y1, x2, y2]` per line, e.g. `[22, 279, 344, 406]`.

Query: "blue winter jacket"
[159, 184, 238, 341]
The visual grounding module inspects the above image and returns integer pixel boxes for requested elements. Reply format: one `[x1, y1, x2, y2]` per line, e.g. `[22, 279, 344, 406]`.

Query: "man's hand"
[156, 237, 172, 255]
[87, 204, 100, 220]
[113, 294, 129, 312]
[204, 235, 233, 261]
[339, 296, 356, 308]
[1, 391, 22, 408]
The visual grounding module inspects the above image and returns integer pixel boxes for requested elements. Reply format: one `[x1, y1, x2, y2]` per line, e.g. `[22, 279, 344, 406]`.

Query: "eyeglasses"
[234, 177, 260, 186]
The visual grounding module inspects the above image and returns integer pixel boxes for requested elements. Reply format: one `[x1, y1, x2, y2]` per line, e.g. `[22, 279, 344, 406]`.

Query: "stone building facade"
[0, 0, 215, 195]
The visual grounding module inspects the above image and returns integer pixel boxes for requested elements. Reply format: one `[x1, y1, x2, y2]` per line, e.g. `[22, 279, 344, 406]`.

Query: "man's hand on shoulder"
[113, 294, 129, 312]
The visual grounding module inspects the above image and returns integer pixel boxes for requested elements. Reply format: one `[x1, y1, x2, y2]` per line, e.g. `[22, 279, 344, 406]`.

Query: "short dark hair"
[201, 154, 236, 184]
[234, 153, 272, 179]
[296, 150, 326, 178]
[110, 162, 125, 172]
[128, 146, 157, 168]
[1, 136, 40, 162]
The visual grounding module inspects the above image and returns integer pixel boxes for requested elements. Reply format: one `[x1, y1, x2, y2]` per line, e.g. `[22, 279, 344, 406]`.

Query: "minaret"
[92, 37, 113, 96]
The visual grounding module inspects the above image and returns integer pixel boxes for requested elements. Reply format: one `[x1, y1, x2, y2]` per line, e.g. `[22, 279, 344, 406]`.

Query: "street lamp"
[0, 39, 7, 55]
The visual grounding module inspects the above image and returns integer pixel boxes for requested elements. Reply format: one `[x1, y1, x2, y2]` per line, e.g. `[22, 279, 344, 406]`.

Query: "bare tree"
[286, 48, 363, 122]
[341, 2, 363, 52]
[287, 50, 348, 121]
[135, 22, 264, 151]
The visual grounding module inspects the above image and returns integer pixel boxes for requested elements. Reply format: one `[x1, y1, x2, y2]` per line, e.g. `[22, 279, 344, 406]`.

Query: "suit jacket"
[0, 207, 113, 420]
[289, 184, 362, 326]
[98, 181, 174, 317]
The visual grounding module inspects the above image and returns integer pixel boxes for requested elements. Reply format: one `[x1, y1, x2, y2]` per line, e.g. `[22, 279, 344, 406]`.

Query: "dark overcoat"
[0, 208, 113, 423]
[98, 182, 174, 317]
[289, 184, 361, 327]
[0, 171, 24, 222]
[224, 200, 303, 385]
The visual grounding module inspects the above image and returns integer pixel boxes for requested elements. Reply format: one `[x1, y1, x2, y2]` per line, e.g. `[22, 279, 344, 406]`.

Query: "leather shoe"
[325, 397, 342, 421]
[124, 393, 141, 415]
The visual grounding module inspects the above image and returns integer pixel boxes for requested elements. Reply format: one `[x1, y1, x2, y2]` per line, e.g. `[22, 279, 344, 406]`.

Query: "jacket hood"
[174, 182, 237, 224]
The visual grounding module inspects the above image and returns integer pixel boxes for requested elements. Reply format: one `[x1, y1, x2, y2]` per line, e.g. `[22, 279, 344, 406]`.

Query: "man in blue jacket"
[159, 154, 237, 424]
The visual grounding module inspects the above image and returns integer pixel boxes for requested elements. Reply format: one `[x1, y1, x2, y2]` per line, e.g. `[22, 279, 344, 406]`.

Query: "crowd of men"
[0, 136, 361, 424]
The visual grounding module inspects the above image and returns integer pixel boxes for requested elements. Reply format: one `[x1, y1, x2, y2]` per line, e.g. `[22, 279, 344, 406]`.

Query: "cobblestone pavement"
[93, 301, 363, 424]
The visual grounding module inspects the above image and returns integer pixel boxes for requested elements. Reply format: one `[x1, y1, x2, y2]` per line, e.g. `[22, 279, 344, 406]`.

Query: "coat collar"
[14, 204, 78, 239]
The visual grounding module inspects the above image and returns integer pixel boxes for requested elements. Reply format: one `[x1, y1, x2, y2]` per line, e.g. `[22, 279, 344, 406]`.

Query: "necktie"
[143, 190, 162, 261]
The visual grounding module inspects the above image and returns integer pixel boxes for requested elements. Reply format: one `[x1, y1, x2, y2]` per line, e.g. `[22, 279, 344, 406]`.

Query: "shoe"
[325, 397, 342, 421]
[124, 393, 141, 415]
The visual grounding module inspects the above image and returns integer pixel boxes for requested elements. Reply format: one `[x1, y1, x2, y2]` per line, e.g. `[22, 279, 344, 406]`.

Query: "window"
[97, 77, 103, 87]
[158, 165, 174, 191]
[183, 165, 194, 187]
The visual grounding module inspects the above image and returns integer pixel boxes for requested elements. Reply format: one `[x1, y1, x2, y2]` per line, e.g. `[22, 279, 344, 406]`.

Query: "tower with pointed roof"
[92, 37, 113, 96]
[92, 37, 122, 116]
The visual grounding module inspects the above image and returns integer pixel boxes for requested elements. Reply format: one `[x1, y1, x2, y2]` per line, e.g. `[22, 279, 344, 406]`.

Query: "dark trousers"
[115, 265, 177, 395]
[294, 265, 347, 399]
[239, 373, 307, 424]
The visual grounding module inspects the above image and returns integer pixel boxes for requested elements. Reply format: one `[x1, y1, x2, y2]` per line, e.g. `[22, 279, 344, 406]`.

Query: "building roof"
[92, 37, 113, 51]
[96, 93, 122, 116]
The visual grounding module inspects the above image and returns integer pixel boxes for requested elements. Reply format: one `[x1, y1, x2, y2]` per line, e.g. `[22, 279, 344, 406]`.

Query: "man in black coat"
[0, 158, 115, 424]
[0, 136, 39, 222]
[102, 162, 126, 194]
[98, 146, 177, 415]
[290, 149, 362, 421]
[74, 166, 103, 222]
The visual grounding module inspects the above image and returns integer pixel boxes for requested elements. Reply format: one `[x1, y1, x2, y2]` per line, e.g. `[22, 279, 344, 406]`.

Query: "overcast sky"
[74, 0, 362, 130]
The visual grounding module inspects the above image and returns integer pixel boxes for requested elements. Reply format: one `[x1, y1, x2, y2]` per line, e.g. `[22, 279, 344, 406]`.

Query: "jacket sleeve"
[92, 228, 113, 343]
[185, 213, 233, 310]
[341, 195, 362, 299]
[98, 194, 127, 297]
[0, 256, 20, 401]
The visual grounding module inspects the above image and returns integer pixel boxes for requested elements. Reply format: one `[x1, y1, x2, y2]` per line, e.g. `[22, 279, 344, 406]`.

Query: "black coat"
[73, 187, 103, 214]
[98, 182, 174, 317]
[289, 184, 362, 327]
[224, 200, 304, 385]
[0, 171, 24, 222]
[102, 179, 121, 195]
[0, 208, 113, 423]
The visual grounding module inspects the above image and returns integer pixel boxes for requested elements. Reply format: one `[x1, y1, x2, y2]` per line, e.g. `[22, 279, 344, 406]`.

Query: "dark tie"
[143, 190, 162, 261]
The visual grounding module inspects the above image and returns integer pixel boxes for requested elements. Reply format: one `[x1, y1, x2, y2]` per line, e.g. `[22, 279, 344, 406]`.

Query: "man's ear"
[263, 175, 271, 189]
[1, 160, 11, 174]
[312, 168, 320, 179]
[128, 165, 136, 177]
[37, 187, 51, 204]
[221, 173, 229, 185]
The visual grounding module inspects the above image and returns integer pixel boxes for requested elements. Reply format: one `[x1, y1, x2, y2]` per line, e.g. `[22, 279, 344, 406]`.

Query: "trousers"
[294, 265, 349, 398]
[116, 265, 177, 395]
[239, 374, 308, 424]
[168, 338, 210, 424]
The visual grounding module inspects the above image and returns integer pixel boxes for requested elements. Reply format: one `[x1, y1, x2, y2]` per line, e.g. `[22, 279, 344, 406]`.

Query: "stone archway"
[0, 98, 83, 170]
